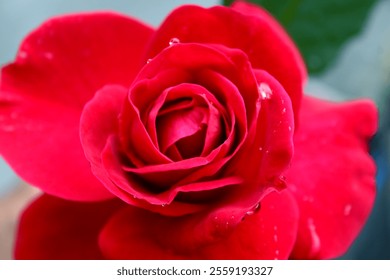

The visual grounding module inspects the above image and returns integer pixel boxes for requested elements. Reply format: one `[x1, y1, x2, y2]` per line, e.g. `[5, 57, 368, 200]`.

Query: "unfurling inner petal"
[155, 85, 225, 161]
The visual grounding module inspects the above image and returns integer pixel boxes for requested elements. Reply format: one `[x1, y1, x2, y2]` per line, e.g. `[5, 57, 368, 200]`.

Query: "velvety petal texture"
[287, 96, 377, 259]
[99, 191, 298, 259]
[15, 194, 124, 259]
[0, 12, 154, 200]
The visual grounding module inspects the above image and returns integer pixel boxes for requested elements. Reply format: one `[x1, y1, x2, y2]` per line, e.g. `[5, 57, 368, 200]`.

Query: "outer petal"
[287, 96, 377, 259]
[198, 191, 299, 260]
[0, 12, 154, 200]
[99, 191, 298, 259]
[14, 194, 124, 259]
[146, 4, 306, 123]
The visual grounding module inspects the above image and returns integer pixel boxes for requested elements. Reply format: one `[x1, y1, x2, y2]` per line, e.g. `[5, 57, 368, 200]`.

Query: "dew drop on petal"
[146, 58, 153, 64]
[44, 52, 54, 60]
[245, 210, 254, 216]
[344, 204, 352, 216]
[282, 108, 287, 114]
[253, 203, 261, 213]
[169, 37, 180, 46]
[273, 225, 279, 242]
[258, 146, 263, 152]
[245, 203, 261, 217]
[18, 51, 28, 59]
[307, 218, 321, 256]
[258, 83, 272, 99]
[161, 203, 167, 207]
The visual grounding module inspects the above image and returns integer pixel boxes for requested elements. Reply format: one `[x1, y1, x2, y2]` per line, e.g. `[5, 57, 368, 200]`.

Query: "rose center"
[156, 96, 223, 161]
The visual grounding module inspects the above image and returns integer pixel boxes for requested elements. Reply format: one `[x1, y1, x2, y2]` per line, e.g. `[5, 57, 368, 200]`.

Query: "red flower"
[0, 2, 377, 259]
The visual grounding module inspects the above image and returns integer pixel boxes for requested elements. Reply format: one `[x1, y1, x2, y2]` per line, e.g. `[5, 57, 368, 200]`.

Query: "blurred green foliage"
[223, 0, 377, 74]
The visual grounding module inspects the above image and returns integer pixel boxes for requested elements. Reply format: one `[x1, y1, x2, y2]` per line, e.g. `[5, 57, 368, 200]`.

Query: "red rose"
[0, 2, 377, 259]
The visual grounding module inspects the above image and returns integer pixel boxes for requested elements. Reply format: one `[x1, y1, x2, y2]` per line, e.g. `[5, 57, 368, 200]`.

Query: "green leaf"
[223, 0, 377, 74]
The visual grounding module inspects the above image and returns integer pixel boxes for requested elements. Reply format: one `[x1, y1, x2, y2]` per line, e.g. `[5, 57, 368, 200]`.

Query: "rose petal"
[287, 96, 377, 259]
[98, 190, 298, 259]
[80, 85, 127, 179]
[101, 136, 242, 213]
[14, 194, 124, 259]
[214, 69, 295, 217]
[0, 12, 154, 200]
[199, 191, 299, 259]
[146, 4, 306, 123]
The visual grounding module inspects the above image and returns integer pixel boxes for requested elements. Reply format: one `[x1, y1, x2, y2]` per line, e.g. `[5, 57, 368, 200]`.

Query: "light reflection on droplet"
[258, 83, 272, 99]
[344, 204, 352, 216]
[44, 52, 54, 60]
[169, 37, 180, 46]
[18, 51, 28, 59]
[307, 218, 321, 256]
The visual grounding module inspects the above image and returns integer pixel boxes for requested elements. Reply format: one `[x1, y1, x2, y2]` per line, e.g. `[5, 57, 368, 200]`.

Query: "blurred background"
[0, 0, 389, 259]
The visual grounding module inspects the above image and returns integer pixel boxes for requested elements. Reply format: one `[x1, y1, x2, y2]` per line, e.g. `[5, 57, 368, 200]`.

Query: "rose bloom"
[0, 1, 377, 259]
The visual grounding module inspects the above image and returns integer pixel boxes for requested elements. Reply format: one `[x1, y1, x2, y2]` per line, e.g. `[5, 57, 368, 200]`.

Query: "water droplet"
[169, 37, 180, 46]
[146, 58, 152, 64]
[258, 147, 263, 152]
[274, 249, 280, 260]
[288, 126, 292, 132]
[245, 203, 261, 217]
[18, 51, 28, 59]
[344, 204, 352, 216]
[282, 108, 287, 114]
[245, 210, 254, 216]
[307, 218, 321, 256]
[161, 203, 167, 207]
[273, 226, 279, 242]
[44, 52, 54, 60]
[258, 83, 272, 99]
